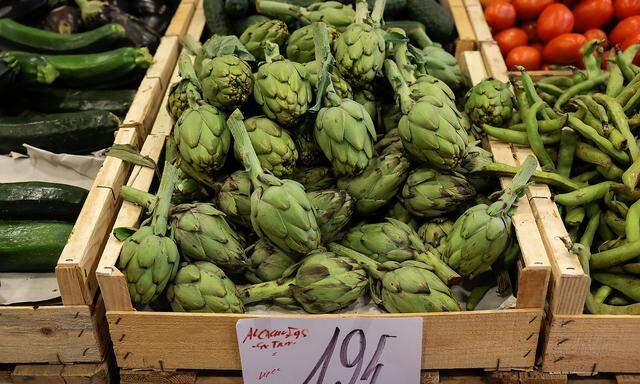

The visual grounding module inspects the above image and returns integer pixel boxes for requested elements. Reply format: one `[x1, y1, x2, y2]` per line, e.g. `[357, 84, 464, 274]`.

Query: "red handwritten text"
[242, 327, 309, 344]
[258, 367, 281, 381]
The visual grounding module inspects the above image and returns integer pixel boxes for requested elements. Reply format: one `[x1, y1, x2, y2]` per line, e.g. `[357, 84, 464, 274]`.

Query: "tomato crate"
[0, 0, 198, 376]
[442, 0, 479, 59]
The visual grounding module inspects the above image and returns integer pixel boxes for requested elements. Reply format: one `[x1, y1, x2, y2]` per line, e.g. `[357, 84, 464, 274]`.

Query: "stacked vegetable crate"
[442, 0, 479, 59]
[0, 2, 197, 382]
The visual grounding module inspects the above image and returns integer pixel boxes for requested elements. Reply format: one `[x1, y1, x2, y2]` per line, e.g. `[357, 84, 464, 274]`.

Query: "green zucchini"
[204, 0, 233, 35]
[368, 0, 407, 17]
[0, 182, 88, 222]
[403, 0, 455, 43]
[0, 220, 73, 272]
[225, 0, 249, 16]
[20, 88, 135, 115]
[0, 110, 119, 154]
[0, 19, 129, 53]
[0, 51, 58, 85]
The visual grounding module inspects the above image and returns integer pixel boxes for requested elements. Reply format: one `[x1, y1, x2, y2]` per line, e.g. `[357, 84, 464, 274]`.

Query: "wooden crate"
[0, 0, 196, 370]
[0, 360, 111, 384]
[442, 0, 478, 60]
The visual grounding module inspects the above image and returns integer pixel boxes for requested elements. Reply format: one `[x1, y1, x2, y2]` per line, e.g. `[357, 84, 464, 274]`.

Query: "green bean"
[526, 101, 555, 170]
[598, 215, 616, 242]
[557, 127, 577, 178]
[554, 181, 612, 206]
[621, 44, 640, 76]
[591, 241, 640, 269]
[575, 142, 615, 168]
[606, 64, 625, 97]
[597, 165, 624, 180]
[593, 93, 639, 161]
[571, 68, 587, 84]
[576, 103, 605, 136]
[623, 90, 640, 113]
[537, 82, 564, 97]
[604, 192, 629, 217]
[594, 285, 613, 303]
[623, 263, 640, 274]
[516, 67, 556, 120]
[482, 124, 560, 146]
[608, 296, 633, 306]
[539, 91, 556, 105]
[580, 206, 600, 249]
[608, 130, 627, 150]
[568, 225, 581, 242]
[604, 210, 626, 237]
[576, 95, 609, 125]
[586, 293, 640, 314]
[538, 75, 575, 88]
[472, 161, 582, 191]
[614, 75, 640, 105]
[623, 159, 640, 189]
[592, 272, 640, 301]
[582, 39, 603, 79]
[572, 170, 599, 184]
[567, 115, 630, 165]
[565, 206, 585, 226]
[515, 84, 530, 123]
[507, 115, 567, 133]
[629, 114, 640, 129]
[611, 183, 640, 202]
[626, 200, 640, 242]
[554, 73, 610, 111]
[616, 47, 637, 82]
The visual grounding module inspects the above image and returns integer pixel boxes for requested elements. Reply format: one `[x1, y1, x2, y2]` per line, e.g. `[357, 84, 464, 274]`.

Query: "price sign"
[236, 317, 423, 384]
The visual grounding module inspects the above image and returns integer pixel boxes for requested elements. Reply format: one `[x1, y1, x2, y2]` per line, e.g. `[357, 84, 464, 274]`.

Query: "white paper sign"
[236, 317, 423, 384]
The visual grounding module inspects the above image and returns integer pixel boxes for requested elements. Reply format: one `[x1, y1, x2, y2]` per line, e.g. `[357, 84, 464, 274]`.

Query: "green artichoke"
[229, 110, 321, 255]
[411, 74, 457, 109]
[118, 163, 180, 305]
[384, 200, 419, 229]
[240, 248, 368, 313]
[353, 88, 378, 127]
[400, 168, 476, 218]
[254, 42, 313, 126]
[409, 28, 466, 91]
[464, 78, 514, 127]
[417, 219, 454, 248]
[442, 156, 537, 277]
[381, 102, 402, 133]
[245, 239, 299, 283]
[305, 61, 353, 101]
[167, 53, 203, 121]
[337, 152, 410, 215]
[239, 19, 289, 60]
[234, 116, 298, 177]
[217, 171, 253, 229]
[256, 1, 355, 32]
[308, 189, 354, 242]
[374, 129, 405, 156]
[166, 261, 244, 313]
[385, 59, 469, 170]
[331, 244, 461, 313]
[294, 117, 324, 166]
[287, 24, 339, 63]
[172, 169, 209, 204]
[171, 203, 247, 274]
[291, 166, 335, 191]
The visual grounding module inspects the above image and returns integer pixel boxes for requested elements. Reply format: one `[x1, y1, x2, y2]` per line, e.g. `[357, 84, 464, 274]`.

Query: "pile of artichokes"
[114, 0, 541, 315]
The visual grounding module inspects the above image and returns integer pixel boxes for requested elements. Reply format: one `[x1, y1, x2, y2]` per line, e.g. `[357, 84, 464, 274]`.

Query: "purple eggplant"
[44, 5, 82, 34]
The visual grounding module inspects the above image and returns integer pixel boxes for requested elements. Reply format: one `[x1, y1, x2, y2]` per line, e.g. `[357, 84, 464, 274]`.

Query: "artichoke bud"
[198, 55, 254, 110]
[217, 170, 252, 228]
[291, 166, 336, 191]
[334, 23, 385, 88]
[341, 218, 424, 263]
[408, 28, 465, 91]
[239, 19, 289, 60]
[287, 24, 340, 63]
[307, 189, 354, 243]
[464, 78, 514, 127]
[167, 53, 204, 121]
[384, 200, 418, 229]
[256, 1, 355, 32]
[245, 239, 299, 283]
[417, 219, 454, 248]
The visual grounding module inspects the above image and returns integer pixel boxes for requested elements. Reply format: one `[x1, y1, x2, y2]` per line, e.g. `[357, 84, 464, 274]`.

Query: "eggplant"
[0, 0, 49, 19]
[130, 0, 173, 33]
[0, 53, 20, 91]
[44, 5, 82, 34]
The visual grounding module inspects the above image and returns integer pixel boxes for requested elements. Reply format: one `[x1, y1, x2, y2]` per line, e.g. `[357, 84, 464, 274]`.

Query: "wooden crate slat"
[108, 309, 541, 371]
[165, 1, 196, 37]
[10, 361, 110, 384]
[187, 0, 207, 39]
[464, 0, 493, 43]
[146, 36, 181, 91]
[460, 51, 487, 85]
[481, 42, 509, 82]
[122, 77, 164, 140]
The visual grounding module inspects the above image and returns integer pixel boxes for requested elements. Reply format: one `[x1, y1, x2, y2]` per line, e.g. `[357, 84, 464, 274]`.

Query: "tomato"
[610, 16, 640, 46]
[480, 0, 511, 7]
[601, 48, 613, 68]
[537, 4, 575, 42]
[621, 32, 640, 64]
[572, 0, 614, 32]
[530, 42, 545, 55]
[495, 28, 529, 54]
[512, 0, 555, 20]
[484, 2, 517, 31]
[543, 33, 587, 64]
[614, 0, 640, 19]
[583, 28, 608, 43]
[506, 46, 542, 69]
[521, 21, 540, 42]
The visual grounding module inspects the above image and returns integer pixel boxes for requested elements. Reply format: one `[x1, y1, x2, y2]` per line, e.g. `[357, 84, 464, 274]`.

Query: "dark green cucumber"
[203, 0, 233, 35]
[0, 19, 129, 53]
[0, 110, 119, 154]
[0, 220, 73, 272]
[368, 0, 407, 17]
[20, 88, 135, 115]
[0, 182, 88, 222]
[403, 0, 455, 43]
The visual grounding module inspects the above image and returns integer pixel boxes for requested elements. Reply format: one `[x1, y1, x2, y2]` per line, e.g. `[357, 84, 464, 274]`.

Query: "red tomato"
[512, 0, 555, 20]
[495, 28, 529, 54]
[614, 0, 640, 19]
[506, 46, 542, 69]
[531, 42, 545, 55]
[584, 28, 608, 43]
[484, 2, 517, 31]
[521, 21, 540, 42]
[543, 33, 587, 64]
[537, 4, 575, 42]
[621, 32, 640, 64]
[610, 16, 640, 46]
[573, 0, 614, 32]
[481, 0, 511, 7]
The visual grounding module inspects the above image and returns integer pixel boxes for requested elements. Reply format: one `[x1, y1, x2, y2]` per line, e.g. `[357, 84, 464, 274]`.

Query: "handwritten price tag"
[236, 317, 423, 384]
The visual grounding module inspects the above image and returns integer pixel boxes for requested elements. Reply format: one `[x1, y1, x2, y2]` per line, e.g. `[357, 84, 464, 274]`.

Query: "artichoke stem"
[181, 35, 202, 56]
[384, 59, 413, 114]
[328, 243, 386, 280]
[311, 22, 338, 111]
[262, 41, 280, 63]
[416, 251, 462, 286]
[470, 160, 582, 191]
[120, 186, 157, 212]
[256, 0, 300, 19]
[240, 278, 295, 304]
[370, 0, 386, 25]
[408, 28, 434, 49]
[151, 162, 179, 236]
[177, 52, 202, 94]
[487, 156, 537, 216]
[227, 110, 265, 185]
[354, 0, 368, 23]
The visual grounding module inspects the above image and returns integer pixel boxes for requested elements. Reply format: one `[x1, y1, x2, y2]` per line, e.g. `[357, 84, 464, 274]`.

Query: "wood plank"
[542, 314, 640, 374]
[11, 361, 110, 384]
[146, 36, 181, 91]
[107, 309, 541, 370]
[122, 77, 164, 140]
[186, 0, 206, 39]
[617, 375, 640, 384]
[460, 51, 488, 86]
[481, 42, 509, 82]
[464, 0, 493, 42]
[165, 1, 196, 37]
[120, 370, 196, 384]
[0, 306, 104, 364]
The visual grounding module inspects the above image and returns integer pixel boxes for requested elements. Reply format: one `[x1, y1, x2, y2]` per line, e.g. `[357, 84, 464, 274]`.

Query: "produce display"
[108, 0, 548, 316]
[478, 43, 640, 314]
[481, 0, 640, 70]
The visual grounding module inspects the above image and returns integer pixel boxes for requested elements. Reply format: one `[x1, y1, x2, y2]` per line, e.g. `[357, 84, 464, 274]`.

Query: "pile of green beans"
[481, 40, 640, 315]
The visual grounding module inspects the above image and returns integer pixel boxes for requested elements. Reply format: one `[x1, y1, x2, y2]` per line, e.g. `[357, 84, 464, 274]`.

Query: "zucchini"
[225, 0, 249, 16]
[0, 53, 20, 90]
[0, 110, 119, 154]
[368, 0, 407, 17]
[0, 182, 88, 222]
[0, 19, 129, 53]
[0, 221, 73, 272]
[402, 0, 455, 43]
[203, 0, 233, 35]
[20, 88, 135, 115]
[0, 51, 58, 85]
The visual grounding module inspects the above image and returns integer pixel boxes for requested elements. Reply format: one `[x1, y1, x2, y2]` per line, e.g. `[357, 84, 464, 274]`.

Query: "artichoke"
[374, 129, 405, 156]
[400, 168, 476, 218]
[245, 239, 299, 283]
[234, 116, 298, 177]
[334, 0, 385, 87]
[118, 163, 180, 305]
[331, 244, 461, 313]
[442, 156, 537, 277]
[337, 151, 410, 215]
[172, 169, 209, 204]
[308, 189, 354, 242]
[240, 248, 368, 313]
[171, 203, 247, 274]
[167, 53, 203, 121]
[384, 200, 418, 229]
[256, 1, 355, 32]
[464, 78, 514, 127]
[239, 19, 289, 60]
[166, 261, 243, 313]
[409, 28, 466, 91]
[385, 59, 469, 170]
[294, 117, 324, 166]
[217, 170, 252, 228]
[305, 61, 353, 101]
[411, 74, 457, 109]
[291, 166, 335, 191]
[287, 23, 339, 63]
[229, 110, 321, 255]
[381, 102, 403, 133]
[254, 42, 313, 126]
[353, 88, 378, 127]
[417, 219, 454, 248]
